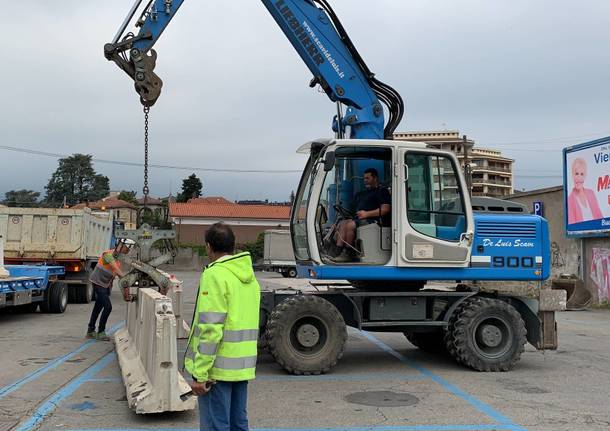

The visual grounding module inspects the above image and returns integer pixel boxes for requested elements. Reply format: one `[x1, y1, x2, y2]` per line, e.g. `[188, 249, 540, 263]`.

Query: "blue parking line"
[359, 332, 527, 431]
[15, 352, 116, 431]
[0, 321, 124, 399]
[63, 425, 522, 431]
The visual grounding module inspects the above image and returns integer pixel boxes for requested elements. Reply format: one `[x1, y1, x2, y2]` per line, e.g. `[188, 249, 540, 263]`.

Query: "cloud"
[1, 0, 609, 200]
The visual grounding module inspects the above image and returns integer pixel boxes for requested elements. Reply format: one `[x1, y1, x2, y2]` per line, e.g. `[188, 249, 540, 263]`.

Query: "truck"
[1, 234, 67, 313]
[0, 207, 114, 304]
[106, 0, 565, 374]
[263, 230, 297, 278]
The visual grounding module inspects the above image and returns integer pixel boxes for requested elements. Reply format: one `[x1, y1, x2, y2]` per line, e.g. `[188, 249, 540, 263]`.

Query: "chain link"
[143, 106, 150, 199]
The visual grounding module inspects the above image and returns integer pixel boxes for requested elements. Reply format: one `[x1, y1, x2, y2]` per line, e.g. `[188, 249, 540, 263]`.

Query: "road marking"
[63, 425, 523, 431]
[15, 352, 116, 431]
[360, 332, 526, 431]
[0, 321, 124, 399]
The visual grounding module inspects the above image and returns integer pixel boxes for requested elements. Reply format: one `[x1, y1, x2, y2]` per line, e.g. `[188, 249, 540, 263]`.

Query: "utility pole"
[463, 135, 472, 195]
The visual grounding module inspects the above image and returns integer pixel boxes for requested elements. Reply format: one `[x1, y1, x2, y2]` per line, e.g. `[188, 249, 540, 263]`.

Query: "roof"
[170, 203, 291, 220]
[136, 196, 163, 205]
[73, 196, 137, 210]
[187, 197, 235, 205]
[506, 185, 563, 199]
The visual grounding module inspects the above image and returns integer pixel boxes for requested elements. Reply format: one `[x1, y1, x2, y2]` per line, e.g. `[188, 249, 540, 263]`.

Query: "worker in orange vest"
[86, 240, 133, 340]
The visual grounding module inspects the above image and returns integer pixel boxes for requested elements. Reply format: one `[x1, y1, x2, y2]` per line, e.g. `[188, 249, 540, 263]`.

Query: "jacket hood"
[210, 252, 255, 283]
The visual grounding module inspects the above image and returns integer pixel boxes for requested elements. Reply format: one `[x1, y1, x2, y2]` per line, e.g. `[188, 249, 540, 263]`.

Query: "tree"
[45, 154, 110, 206]
[177, 173, 203, 203]
[3, 190, 40, 207]
[118, 190, 138, 205]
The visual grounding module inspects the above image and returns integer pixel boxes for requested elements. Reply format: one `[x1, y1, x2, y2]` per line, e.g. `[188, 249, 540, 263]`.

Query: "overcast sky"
[1, 0, 609, 202]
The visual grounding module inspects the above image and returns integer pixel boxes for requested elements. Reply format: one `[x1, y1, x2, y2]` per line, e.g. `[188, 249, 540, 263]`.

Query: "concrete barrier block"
[115, 288, 196, 414]
[159, 270, 191, 339]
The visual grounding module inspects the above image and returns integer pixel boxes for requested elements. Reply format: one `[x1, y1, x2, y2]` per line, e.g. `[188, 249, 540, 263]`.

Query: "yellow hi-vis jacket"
[185, 252, 261, 382]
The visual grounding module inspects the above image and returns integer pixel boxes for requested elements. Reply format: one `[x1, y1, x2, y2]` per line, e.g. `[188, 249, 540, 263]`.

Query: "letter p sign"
[534, 201, 543, 216]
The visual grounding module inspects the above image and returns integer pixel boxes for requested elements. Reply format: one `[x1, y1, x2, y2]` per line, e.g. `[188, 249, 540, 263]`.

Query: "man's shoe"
[86, 331, 96, 339]
[331, 250, 352, 263]
[97, 332, 110, 341]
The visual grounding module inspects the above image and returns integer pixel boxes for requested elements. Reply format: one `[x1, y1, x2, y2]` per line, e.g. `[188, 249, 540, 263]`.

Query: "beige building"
[73, 196, 137, 230]
[394, 131, 514, 198]
[469, 148, 514, 197]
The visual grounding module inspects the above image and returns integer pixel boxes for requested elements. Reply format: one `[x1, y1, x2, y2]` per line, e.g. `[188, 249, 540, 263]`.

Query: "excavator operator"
[332, 168, 391, 263]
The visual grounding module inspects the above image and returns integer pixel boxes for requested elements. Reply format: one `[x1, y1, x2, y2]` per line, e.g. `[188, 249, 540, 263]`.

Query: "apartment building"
[393, 131, 514, 197]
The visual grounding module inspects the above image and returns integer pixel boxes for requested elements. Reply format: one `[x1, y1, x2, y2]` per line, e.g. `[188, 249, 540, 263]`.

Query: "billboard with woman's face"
[564, 137, 610, 237]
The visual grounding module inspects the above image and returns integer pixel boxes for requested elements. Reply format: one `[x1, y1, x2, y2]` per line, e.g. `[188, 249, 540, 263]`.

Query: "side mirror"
[323, 151, 336, 171]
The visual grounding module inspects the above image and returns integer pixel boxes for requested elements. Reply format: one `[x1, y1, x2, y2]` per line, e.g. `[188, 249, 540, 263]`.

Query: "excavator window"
[406, 153, 466, 242]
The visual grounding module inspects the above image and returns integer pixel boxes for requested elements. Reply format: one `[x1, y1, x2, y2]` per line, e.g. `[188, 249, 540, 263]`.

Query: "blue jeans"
[198, 381, 249, 431]
[87, 285, 112, 333]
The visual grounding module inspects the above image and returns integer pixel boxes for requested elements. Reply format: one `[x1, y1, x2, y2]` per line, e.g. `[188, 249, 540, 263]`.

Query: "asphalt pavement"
[1, 270, 609, 431]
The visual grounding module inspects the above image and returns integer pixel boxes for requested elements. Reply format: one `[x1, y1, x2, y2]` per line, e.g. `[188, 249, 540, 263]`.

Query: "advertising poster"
[564, 137, 610, 237]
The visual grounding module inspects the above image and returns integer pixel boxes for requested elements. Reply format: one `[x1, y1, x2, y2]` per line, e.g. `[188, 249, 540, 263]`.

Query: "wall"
[508, 188, 582, 279]
[175, 223, 287, 245]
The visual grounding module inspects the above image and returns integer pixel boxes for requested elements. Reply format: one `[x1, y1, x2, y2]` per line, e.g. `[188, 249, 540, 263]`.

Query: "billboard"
[563, 136, 610, 237]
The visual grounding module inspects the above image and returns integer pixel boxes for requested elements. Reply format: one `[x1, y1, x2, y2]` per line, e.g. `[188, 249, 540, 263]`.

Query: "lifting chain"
[142, 106, 150, 201]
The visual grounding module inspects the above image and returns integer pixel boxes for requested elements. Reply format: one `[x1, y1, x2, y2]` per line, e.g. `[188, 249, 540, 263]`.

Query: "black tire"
[76, 281, 94, 304]
[445, 297, 526, 372]
[68, 286, 78, 304]
[266, 295, 347, 375]
[64, 272, 93, 304]
[404, 331, 447, 354]
[286, 268, 298, 278]
[41, 282, 68, 314]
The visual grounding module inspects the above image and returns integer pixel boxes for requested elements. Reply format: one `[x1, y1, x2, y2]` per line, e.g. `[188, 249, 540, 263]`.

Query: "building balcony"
[472, 180, 513, 188]
[473, 166, 512, 174]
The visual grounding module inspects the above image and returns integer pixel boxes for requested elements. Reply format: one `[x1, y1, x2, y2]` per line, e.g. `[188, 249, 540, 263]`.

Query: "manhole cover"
[345, 391, 419, 407]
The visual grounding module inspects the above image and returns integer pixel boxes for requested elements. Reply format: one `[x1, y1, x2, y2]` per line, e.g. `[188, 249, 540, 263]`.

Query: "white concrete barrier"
[114, 288, 196, 414]
[159, 270, 191, 339]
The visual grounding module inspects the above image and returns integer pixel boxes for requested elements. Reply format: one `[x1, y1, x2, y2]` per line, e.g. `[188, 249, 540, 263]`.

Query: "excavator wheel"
[445, 297, 526, 371]
[266, 295, 346, 375]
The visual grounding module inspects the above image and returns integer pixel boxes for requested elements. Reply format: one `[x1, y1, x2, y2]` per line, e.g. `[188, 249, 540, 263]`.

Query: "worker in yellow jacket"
[185, 223, 261, 431]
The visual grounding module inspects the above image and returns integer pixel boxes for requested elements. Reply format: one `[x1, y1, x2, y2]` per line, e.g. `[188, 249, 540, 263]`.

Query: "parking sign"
[533, 201, 543, 216]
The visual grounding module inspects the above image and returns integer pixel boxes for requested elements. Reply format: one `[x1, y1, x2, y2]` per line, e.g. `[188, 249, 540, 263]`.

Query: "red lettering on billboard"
[597, 175, 610, 192]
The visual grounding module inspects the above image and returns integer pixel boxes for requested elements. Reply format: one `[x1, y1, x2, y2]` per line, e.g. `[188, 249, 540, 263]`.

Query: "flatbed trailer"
[259, 281, 565, 374]
[0, 265, 67, 313]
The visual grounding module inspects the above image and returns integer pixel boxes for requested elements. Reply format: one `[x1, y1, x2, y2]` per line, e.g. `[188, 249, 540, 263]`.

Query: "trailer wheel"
[41, 282, 68, 314]
[76, 281, 94, 304]
[286, 268, 298, 278]
[404, 331, 447, 354]
[445, 297, 526, 371]
[266, 295, 347, 375]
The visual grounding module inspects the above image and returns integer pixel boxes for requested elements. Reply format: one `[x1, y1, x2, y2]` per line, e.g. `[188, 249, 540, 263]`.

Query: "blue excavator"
[105, 0, 565, 374]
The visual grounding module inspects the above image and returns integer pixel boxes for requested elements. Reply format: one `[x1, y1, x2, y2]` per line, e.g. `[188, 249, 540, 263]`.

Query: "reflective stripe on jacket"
[89, 250, 119, 288]
[185, 252, 261, 382]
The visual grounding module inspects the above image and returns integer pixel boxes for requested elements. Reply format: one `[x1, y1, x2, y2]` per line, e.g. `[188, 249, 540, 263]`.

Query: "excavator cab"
[291, 139, 475, 280]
